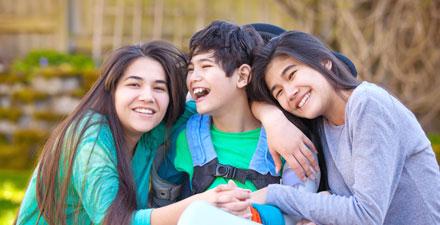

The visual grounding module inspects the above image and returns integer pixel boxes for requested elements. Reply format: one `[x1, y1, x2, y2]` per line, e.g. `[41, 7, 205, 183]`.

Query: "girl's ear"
[323, 60, 333, 71]
[236, 64, 252, 88]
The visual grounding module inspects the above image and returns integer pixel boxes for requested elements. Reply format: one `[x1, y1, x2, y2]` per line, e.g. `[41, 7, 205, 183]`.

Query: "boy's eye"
[201, 64, 212, 69]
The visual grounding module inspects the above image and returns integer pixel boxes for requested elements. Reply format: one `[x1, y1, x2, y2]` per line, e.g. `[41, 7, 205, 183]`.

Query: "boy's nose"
[188, 70, 203, 83]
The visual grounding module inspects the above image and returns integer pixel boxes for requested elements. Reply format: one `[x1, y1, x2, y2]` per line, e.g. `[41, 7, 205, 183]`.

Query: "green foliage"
[81, 69, 100, 90]
[0, 169, 32, 225]
[12, 88, 49, 103]
[0, 133, 8, 144]
[0, 73, 28, 84]
[0, 144, 30, 170]
[11, 50, 95, 76]
[33, 111, 65, 123]
[428, 133, 440, 145]
[0, 108, 22, 122]
[12, 129, 48, 147]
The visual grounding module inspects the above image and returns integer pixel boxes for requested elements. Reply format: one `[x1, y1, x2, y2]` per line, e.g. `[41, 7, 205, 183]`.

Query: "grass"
[0, 169, 32, 225]
[0, 134, 439, 224]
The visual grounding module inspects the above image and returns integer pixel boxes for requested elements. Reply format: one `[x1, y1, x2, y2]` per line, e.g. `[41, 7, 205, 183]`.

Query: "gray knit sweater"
[267, 82, 440, 225]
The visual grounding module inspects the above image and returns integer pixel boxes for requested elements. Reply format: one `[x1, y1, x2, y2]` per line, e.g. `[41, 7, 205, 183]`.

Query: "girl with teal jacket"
[16, 41, 247, 225]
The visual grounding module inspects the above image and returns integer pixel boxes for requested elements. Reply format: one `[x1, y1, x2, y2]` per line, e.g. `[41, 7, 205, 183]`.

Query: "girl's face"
[114, 57, 170, 141]
[265, 55, 336, 119]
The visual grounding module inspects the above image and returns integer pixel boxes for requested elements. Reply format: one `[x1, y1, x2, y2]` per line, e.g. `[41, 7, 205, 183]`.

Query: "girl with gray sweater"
[248, 31, 440, 225]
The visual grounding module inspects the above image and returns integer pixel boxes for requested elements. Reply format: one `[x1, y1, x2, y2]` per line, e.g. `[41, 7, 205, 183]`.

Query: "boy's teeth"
[134, 108, 154, 114]
[298, 92, 311, 108]
[194, 88, 204, 95]
[193, 87, 210, 98]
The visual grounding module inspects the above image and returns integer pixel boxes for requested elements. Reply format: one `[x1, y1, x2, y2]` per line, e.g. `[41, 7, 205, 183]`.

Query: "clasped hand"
[204, 180, 253, 219]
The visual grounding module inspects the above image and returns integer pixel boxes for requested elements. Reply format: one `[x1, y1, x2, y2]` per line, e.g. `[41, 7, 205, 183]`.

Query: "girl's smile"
[265, 55, 347, 125]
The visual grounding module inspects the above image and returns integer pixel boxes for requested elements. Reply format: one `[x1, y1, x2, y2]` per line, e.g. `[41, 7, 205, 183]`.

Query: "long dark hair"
[24, 41, 187, 225]
[249, 31, 361, 191]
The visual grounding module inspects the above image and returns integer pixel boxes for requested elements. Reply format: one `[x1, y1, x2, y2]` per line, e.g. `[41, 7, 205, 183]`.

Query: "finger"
[303, 136, 317, 153]
[300, 141, 320, 172]
[231, 188, 251, 201]
[218, 200, 251, 212]
[269, 148, 282, 173]
[227, 180, 237, 188]
[296, 144, 315, 179]
[296, 219, 310, 225]
[217, 189, 250, 203]
[215, 184, 234, 192]
[284, 153, 306, 181]
[220, 206, 252, 219]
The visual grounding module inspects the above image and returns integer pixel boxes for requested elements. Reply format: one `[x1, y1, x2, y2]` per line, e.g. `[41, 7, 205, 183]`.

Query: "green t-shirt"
[16, 102, 196, 225]
[174, 124, 261, 191]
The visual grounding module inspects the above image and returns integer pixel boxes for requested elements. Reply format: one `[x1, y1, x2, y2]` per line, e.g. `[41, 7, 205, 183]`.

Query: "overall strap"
[186, 114, 217, 166]
[249, 128, 278, 176]
[191, 158, 281, 194]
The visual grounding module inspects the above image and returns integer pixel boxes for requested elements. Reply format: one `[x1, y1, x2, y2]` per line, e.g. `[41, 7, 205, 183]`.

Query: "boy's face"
[187, 51, 240, 115]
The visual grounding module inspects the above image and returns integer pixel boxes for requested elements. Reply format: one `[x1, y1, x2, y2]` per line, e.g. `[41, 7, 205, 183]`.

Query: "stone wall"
[0, 67, 98, 169]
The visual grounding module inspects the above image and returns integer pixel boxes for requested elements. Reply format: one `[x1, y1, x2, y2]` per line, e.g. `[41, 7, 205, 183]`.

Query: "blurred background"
[0, 0, 439, 223]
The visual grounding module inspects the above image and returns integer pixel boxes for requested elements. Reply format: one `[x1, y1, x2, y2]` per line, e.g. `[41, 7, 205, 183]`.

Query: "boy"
[152, 21, 318, 224]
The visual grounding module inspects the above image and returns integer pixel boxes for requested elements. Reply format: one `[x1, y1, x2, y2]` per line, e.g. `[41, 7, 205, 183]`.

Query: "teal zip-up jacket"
[16, 102, 196, 225]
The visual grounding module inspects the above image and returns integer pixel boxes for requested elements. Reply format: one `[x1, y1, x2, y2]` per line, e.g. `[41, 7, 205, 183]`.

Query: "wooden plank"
[0, 16, 57, 33]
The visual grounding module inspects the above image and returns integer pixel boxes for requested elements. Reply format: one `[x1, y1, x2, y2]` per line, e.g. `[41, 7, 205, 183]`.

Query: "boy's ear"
[236, 64, 251, 88]
[323, 59, 332, 71]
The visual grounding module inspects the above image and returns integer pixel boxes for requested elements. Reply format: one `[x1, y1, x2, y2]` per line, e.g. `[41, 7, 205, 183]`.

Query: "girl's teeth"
[135, 108, 153, 114]
[298, 93, 311, 108]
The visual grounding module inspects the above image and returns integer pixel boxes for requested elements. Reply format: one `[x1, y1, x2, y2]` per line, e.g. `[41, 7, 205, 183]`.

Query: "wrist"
[252, 102, 283, 124]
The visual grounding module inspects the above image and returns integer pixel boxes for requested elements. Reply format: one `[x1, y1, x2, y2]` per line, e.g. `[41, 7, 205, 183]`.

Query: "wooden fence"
[0, 0, 293, 64]
[0, 0, 439, 131]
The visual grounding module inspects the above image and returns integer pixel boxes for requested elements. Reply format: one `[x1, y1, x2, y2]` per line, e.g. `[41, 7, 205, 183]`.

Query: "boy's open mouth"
[192, 87, 210, 100]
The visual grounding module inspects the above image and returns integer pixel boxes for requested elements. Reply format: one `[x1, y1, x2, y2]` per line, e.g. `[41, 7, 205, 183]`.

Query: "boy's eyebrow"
[192, 58, 215, 64]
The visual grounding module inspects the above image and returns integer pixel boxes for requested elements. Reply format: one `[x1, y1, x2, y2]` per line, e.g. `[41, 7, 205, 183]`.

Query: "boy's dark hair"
[189, 20, 264, 77]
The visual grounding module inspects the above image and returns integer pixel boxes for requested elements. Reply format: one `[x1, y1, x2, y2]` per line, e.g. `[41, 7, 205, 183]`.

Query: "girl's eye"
[288, 71, 296, 81]
[127, 83, 140, 87]
[154, 86, 167, 92]
[275, 89, 283, 99]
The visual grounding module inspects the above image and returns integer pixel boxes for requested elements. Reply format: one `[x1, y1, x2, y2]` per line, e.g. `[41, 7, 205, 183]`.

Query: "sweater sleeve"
[72, 122, 153, 225]
[266, 91, 405, 225]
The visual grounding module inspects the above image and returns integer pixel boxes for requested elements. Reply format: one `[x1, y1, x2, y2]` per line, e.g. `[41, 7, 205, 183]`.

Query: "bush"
[0, 144, 31, 169]
[0, 108, 22, 122]
[12, 129, 47, 147]
[11, 88, 48, 104]
[11, 50, 95, 77]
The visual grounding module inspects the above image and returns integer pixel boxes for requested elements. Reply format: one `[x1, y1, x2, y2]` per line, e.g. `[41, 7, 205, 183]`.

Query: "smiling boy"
[150, 21, 321, 224]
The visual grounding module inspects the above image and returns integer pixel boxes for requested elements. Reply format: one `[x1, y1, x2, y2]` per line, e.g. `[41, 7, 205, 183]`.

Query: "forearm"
[267, 184, 382, 225]
[150, 193, 205, 225]
[251, 101, 282, 124]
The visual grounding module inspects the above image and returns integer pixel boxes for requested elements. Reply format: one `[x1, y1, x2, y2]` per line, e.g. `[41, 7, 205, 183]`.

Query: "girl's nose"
[286, 86, 299, 102]
[139, 88, 155, 103]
